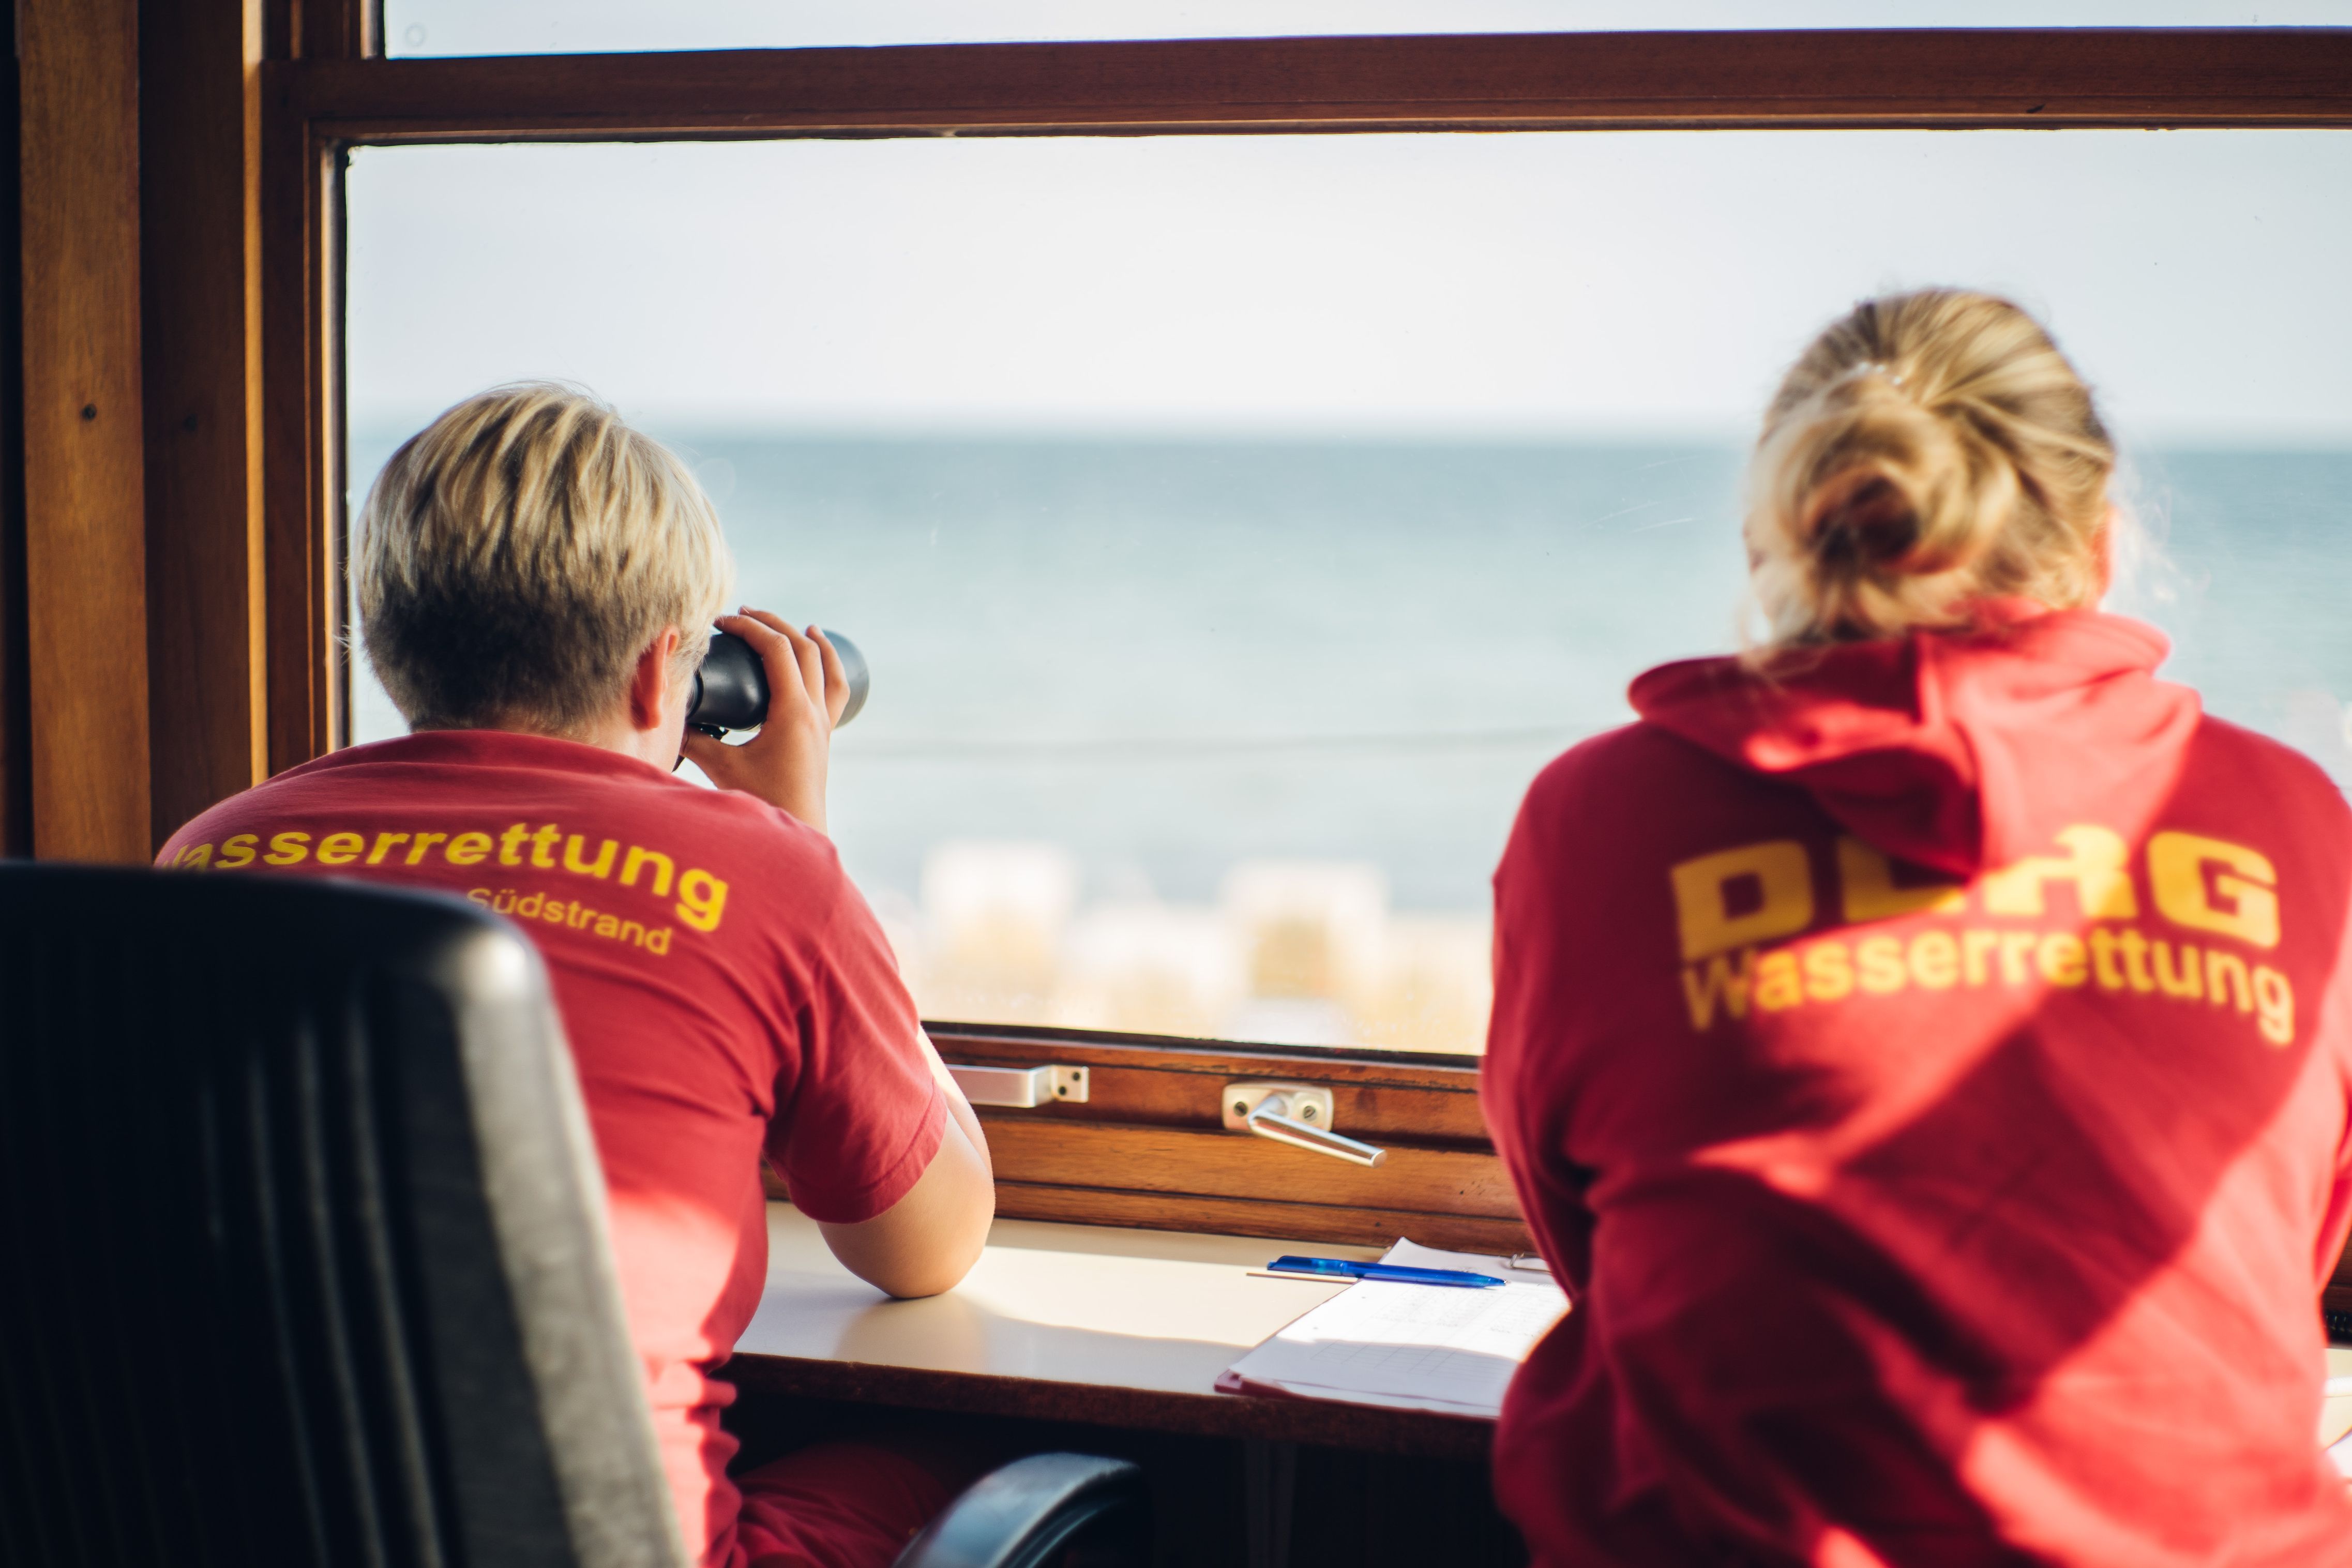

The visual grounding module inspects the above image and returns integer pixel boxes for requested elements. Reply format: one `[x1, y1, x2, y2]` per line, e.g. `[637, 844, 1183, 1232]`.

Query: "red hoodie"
[1484, 604, 2352, 1566]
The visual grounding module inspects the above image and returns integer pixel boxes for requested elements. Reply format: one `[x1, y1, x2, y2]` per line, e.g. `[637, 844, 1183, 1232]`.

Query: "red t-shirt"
[158, 731, 945, 1566]
[1485, 606, 2352, 1565]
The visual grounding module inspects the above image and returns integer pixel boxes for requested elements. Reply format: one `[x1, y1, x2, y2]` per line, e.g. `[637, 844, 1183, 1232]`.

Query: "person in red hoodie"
[159, 384, 997, 1568]
[1484, 289, 2352, 1565]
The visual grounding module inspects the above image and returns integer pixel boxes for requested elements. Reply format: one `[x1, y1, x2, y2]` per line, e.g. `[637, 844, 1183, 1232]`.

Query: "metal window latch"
[1222, 1081, 1387, 1168]
[946, 1063, 1089, 1109]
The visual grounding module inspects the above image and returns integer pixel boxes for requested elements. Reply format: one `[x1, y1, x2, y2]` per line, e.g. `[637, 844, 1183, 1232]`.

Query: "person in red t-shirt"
[1485, 291, 2352, 1565]
[158, 384, 997, 1568]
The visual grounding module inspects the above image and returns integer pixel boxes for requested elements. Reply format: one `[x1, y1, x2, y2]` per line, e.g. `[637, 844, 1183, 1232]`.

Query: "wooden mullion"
[275, 0, 374, 62]
[281, 30, 2352, 143]
[259, 77, 333, 774]
[262, 0, 295, 61]
[340, 0, 381, 62]
[257, 0, 369, 812]
[321, 141, 350, 752]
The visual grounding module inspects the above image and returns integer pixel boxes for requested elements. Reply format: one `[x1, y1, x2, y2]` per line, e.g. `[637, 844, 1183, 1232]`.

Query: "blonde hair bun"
[1747, 290, 2114, 647]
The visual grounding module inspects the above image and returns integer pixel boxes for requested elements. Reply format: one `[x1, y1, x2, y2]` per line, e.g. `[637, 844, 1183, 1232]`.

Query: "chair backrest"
[0, 865, 685, 1568]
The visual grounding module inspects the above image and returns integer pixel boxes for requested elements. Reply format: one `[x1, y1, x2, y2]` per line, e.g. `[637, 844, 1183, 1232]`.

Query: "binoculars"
[687, 628, 870, 739]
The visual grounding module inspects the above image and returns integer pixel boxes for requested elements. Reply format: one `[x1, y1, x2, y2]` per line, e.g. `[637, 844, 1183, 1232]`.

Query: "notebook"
[1216, 1239, 1569, 1419]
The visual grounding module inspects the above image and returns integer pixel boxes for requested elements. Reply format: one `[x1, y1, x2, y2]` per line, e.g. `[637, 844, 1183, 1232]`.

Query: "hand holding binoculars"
[686, 628, 870, 740]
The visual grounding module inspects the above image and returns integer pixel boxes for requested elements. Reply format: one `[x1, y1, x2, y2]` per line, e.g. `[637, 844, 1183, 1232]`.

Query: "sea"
[349, 434, 2352, 927]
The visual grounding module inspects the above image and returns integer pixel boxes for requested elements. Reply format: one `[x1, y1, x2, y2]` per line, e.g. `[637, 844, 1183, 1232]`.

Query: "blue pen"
[1267, 1255, 1504, 1289]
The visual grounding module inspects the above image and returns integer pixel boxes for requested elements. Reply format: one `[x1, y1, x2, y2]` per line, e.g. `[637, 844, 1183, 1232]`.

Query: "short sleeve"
[766, 884, 945, 1225]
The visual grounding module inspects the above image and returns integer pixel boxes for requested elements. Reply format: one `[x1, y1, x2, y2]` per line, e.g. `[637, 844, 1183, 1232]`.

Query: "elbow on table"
[870, 1238, 985, 1301]
[819, 1126, 996, 1299]
[876, 1183, 993, 1299]
[818, 1207, 989, 1299]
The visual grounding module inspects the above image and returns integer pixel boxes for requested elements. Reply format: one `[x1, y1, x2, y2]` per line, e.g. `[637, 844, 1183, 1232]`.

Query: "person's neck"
[560, 708, 677, 773]
[418, 709, 675, 774]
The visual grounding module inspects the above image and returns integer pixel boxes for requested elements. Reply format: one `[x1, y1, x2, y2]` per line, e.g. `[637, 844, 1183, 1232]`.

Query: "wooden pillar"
[142, 0, 268, 845]
[19, 0, 150, 863]
[0, 21, 29, 858]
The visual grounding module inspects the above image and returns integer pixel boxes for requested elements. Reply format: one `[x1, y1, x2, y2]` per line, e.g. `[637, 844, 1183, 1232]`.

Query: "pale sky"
[348, 127, 2352, 445]
[383, 0, 2352, 54]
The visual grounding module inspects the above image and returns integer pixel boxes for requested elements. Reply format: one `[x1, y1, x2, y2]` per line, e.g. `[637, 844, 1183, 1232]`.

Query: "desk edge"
[727, 1350, 1496, 1461]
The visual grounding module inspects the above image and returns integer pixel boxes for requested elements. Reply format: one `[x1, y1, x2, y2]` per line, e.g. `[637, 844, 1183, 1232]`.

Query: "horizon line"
[346, 416, 2352, 453]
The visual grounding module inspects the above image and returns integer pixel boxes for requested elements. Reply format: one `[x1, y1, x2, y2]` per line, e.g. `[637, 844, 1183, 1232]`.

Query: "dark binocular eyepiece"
[687, 628, 869, 739]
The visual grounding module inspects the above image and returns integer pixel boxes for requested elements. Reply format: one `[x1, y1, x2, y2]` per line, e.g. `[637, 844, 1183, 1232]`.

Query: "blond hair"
[1746, 289, 2115, 648]
[357, 384, 734, 734]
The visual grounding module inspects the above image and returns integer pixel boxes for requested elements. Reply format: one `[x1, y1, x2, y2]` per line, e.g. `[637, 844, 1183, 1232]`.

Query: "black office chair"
[0, 867, 1145, 1568]
[895, 1452, 1147, 1568]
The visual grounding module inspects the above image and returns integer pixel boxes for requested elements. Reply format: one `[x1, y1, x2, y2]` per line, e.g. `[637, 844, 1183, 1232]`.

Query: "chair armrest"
[893, 1452, 1147, 1568]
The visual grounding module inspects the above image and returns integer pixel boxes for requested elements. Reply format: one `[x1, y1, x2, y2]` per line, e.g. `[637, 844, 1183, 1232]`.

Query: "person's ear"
[2093, 504, 2118, 600]
[627, 626, 686, 734]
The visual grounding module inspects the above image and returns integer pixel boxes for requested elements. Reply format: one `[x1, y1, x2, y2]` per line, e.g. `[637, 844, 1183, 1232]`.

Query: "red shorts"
[723, 1440, 964, 1568]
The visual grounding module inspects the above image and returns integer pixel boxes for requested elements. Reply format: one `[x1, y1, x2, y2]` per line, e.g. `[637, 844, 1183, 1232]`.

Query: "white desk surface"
[737, 1203, 1381, 1400]
[738, 1203, 2352, 1459]
[2325, 1347, 2352, 1451]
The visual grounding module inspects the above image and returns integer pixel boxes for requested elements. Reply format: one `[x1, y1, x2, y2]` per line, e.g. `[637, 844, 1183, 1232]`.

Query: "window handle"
[1223, 1082, 1388, 1168]
[946, 1063, 1089, 1108]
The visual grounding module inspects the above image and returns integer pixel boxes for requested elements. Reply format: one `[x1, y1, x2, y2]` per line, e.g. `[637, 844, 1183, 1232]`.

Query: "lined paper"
[1219, 1240, 1568, 1418]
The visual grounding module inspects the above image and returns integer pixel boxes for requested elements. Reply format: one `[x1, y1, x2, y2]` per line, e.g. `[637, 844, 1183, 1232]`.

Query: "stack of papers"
[1217, 1239, 1569, 1419]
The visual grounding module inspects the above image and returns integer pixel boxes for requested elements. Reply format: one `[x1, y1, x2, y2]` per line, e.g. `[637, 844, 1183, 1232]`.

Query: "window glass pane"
[383, 1, 2349, 57]
[345, 130, 2352, 1052]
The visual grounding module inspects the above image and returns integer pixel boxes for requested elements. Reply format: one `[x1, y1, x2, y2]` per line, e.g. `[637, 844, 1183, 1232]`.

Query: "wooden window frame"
[215, 12, 2352, 1272]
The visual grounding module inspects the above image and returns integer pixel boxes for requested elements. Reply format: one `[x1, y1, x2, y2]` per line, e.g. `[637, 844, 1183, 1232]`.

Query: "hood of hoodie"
[1629, 602, 2204, 879]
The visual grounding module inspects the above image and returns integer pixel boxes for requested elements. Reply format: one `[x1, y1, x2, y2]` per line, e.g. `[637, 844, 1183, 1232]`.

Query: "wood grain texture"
[979, 1117, 1520, 1218]
[726, 1352, 1495, 1460]
[141, 0, 268, 846]
[279, 30, 2352, 143]
[0, 46, 27, 858]
[992, 1182, 1533, 1257]
[19, 0, 151, 861]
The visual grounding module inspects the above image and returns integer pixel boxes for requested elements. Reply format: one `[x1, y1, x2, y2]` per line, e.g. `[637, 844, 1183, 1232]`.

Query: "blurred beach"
[351, 433, 2352, 1053]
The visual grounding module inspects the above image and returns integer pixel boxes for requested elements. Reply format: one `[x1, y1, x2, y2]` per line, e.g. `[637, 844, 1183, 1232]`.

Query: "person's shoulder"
[635, 781, 870, 941]
[665, 781, 845, 875]
[1521, 719, 1752, 824]
[2182, 712, 2352, 835]
[158, 766, 326, 861]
